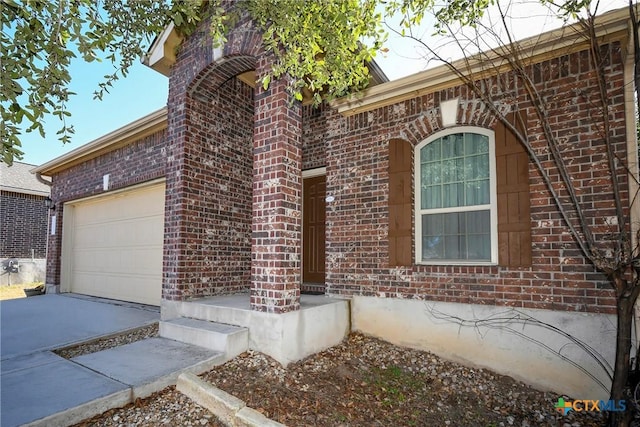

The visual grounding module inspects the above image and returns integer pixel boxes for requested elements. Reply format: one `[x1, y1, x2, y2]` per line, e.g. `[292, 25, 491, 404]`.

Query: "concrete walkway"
[0, 294, 223, 427]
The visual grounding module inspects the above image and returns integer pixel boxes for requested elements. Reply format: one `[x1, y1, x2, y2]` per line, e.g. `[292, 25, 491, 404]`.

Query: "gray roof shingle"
[0, 161, 50, 196]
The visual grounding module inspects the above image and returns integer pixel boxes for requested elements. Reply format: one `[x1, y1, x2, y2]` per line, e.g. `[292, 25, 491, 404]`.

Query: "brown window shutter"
[495, 113, 532, 267]
[388, 138, 412, 267]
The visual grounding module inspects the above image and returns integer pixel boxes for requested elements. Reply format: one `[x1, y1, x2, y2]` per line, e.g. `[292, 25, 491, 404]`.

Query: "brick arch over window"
[399, 100, 509, 147]
[388, 109, 531, 268]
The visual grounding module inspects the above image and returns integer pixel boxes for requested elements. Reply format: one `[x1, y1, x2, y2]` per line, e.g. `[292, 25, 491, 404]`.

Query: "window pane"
[444, 235, 465, 259]
[421, 210, 491, 261]
[420, 132, 490, 211]
[467, 210, 491, 260]
[464, 155, 489, 181]
[465, 179, 490, 205]
[465, 134, 489, 155]
[421, 162, 440, 186]
[443, 212, 465, 234]
[424, 213, 444, 234]
[442, 134, 464, 158]
[467, 210, 490, 233]
[468, 235, 491, 259]
[421, 139, 441, 163]
[442, 183, 464, 208]
[422, 185, 442, 209]
[422, 215, 444, 259]
[442, 159, 456, 183]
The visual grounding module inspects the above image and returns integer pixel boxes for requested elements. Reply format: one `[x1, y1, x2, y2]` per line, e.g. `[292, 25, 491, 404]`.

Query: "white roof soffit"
[32, 108, 168, 176]
[333, 5, 633, 116]
[142, 22, 183, 76]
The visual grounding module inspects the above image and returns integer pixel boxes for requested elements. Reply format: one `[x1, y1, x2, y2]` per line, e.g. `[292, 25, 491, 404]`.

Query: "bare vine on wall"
[424, 303, 614, 394]
[389, 2, 640, 424]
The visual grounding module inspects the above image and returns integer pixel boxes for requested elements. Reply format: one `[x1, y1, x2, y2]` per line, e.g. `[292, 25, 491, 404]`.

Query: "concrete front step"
[160, 317, 248, 360]
[178, 296, 253, 328]
[169, 294, 351, 366]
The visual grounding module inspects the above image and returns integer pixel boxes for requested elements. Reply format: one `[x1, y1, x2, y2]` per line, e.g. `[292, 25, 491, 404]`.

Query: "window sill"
[415, 261, 497, 267]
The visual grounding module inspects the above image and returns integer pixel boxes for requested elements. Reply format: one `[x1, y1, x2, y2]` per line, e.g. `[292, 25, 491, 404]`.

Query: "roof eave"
[32, 108, 168, 177]
[142, 22, 183, 77]
[0, 186, 49, 197]
[333, 5, 632, 116]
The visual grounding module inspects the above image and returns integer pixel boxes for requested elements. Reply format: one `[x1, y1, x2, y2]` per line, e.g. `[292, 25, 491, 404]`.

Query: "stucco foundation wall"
[164, 296, 350, 366]
[0, 258, 46, 285]
[351, 295, 615, 400]
[247, 298, 350, 365]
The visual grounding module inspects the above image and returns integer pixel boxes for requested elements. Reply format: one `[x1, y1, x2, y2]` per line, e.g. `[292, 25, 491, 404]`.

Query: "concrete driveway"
[0, 293, 228, 427]
[1, 293, 159, 360]
[0, 294, 161, 427]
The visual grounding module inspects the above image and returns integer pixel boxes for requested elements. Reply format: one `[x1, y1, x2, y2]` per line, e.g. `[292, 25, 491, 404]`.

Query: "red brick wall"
[0, 191, 48, 258]
[45, 129, 167, 287]
[164, 10, 261, 302]
[166, 76, 254, 300]
[251, 71, 303, 313]
[44, 13, 625, 316]
[321, 44, 626, 314]
[302, 104, 329, 171]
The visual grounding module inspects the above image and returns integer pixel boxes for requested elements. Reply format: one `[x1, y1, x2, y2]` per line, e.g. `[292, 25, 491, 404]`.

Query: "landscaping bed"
[74, 332, 604, 426]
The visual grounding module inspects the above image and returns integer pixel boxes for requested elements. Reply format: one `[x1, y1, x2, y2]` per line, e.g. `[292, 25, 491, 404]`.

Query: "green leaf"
[262, 75, 271, 90]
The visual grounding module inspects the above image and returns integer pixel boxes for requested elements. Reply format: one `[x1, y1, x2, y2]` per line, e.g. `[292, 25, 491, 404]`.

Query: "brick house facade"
[0, 161, 50, 284]
[0, 161, 50, 258]
[42, 121, 167, 289]
[0, 191, 48, 259]
[324, 43, 625, 314]
[34, 7, 637, 399]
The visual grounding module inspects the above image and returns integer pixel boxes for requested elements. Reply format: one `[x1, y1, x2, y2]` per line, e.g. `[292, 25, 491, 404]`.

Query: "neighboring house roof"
[0, 161, 50, 196]
[32, 108, 167, 177]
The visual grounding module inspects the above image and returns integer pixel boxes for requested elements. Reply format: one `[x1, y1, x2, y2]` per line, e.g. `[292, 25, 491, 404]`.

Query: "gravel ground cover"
[69, 327, 606, 427]
[54, 323, 159, 359]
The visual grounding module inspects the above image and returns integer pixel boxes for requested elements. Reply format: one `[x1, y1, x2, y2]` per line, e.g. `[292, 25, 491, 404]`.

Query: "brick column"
[251, 75, 302, 313]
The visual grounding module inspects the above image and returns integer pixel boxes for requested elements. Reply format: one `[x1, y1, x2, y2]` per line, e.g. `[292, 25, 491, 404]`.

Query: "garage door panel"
[74, 188, 163, 224]
[66, 183, 165, 306]
[73, 247, 161, 275]
[74, 216, 164, 249]
[72, 272, 158, 304]
[113, 247, 162, 274]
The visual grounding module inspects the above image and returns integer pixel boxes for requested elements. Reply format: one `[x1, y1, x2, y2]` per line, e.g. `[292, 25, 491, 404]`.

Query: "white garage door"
[65, 182, 165, 306]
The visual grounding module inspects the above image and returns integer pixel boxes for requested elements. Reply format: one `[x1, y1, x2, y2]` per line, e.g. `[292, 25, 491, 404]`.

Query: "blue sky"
[19, 58, 170, 166]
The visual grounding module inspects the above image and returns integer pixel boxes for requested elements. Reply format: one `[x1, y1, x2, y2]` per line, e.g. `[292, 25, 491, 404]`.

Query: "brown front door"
[303, 175, 326, 283]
